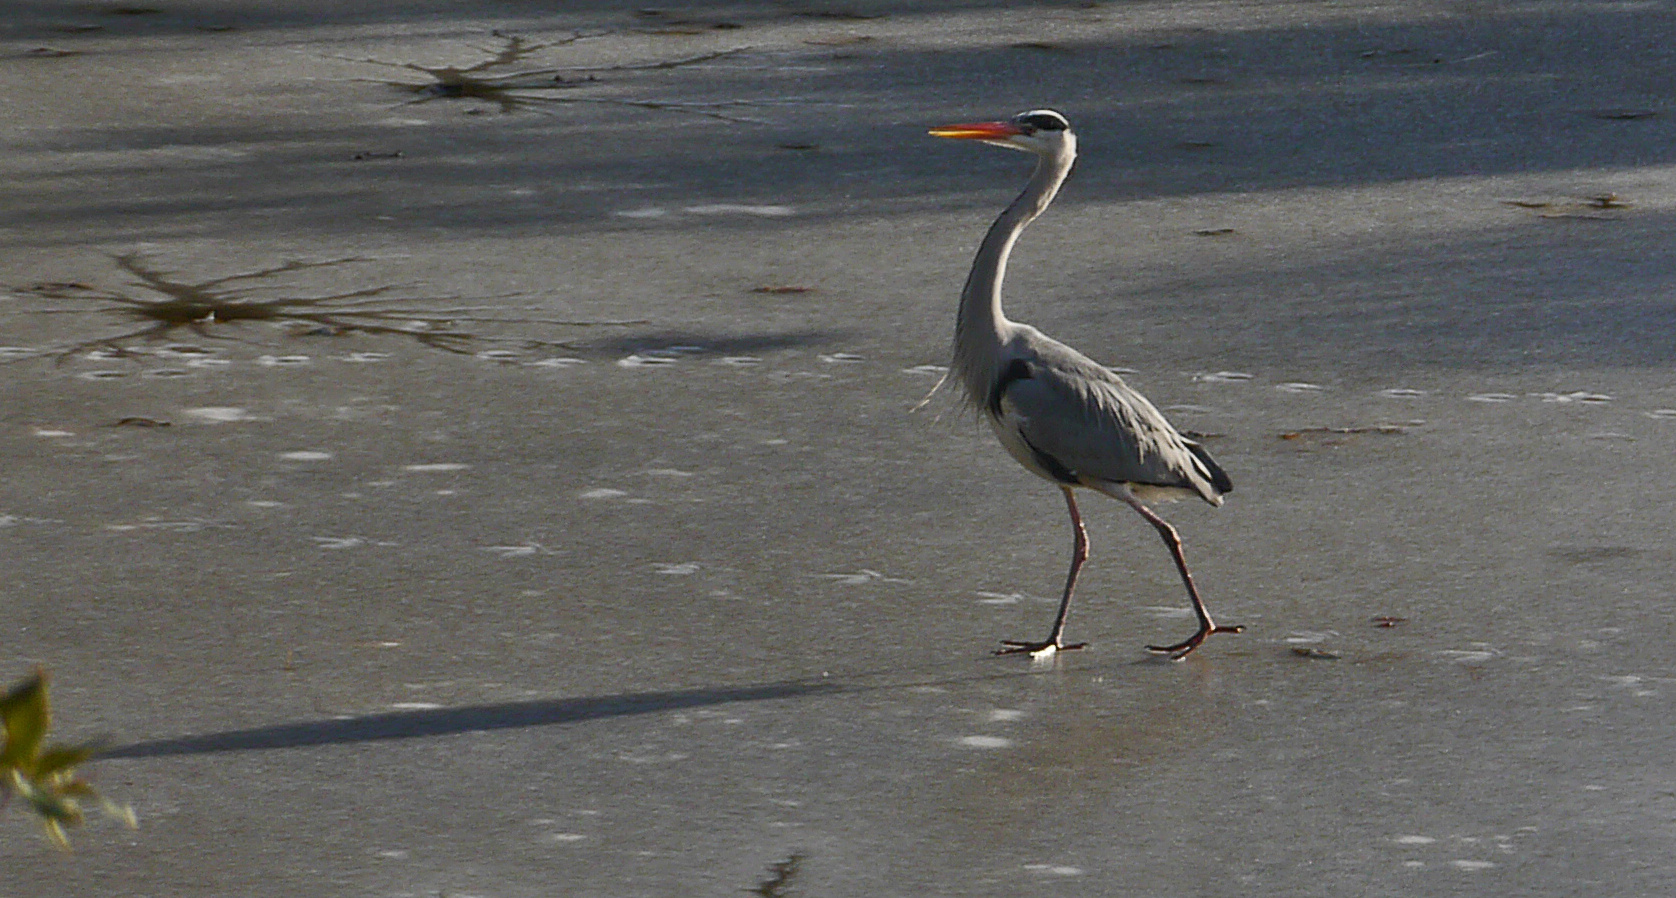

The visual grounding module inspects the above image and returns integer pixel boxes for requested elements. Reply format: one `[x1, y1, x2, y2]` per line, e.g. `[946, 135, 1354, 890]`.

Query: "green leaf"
[100, 799, 138, 830]
[0, 668, 130, 849]
[14, 774, 83, 824]
[0, 670, 50, 771]
[57, 779, 98, 799]
[34, 745, 96, 779]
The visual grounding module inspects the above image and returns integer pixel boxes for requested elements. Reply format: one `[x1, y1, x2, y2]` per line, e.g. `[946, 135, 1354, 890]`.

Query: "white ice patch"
[342, 351, 390, 363]
[904, 364, 947, 376]
[579, 487, 628, 500]
[1435, 648, 1498, 664]
[1378, 388, 1428, 399]
[1275, 381, 1325, 393]
[616, 751, 690, 764]
[1467, 392, 1518, 403]
[975, 591, 1025, 605]
[483, 544, 548, 558]
[1282, 631, 1337, 644]
[617, 353, 679, 368]
[280, 450, 333, 461]
[683, 203, 794, 217]
[1022, 864, 1084, 876]
[820, 569, 910, 585]
[652, 562, 700, 575]
[402, 463, 469, 472]
[616, 204, 794, 219]
[1533, 391, 1612, 403]
[987, 709, 1026, 722]
[184, 406, 259, 423]
[1450, 860, 1496, 871]
[528, 357, 588, 368]
[1192, 370, 1253, 383]
[1392, 835, 1436, 845]
[1601, 674, 1659, 697]
[957, 735, 1013, 749]
[0, 514, 59, 528]
[819, 352, 865, 363]
[388, 702, 442, 711]
[32, 429, 73, 438]
[106, 519, 218, 533]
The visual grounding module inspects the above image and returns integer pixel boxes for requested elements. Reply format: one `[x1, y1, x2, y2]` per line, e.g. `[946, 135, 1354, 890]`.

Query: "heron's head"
[928, 109, 1074, 156]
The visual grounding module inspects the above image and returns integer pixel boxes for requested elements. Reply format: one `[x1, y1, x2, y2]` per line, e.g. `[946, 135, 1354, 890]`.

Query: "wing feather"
[995, 328, 1229, 503]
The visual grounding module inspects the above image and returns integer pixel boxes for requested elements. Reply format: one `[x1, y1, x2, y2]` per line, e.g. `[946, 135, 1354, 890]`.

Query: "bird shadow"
[99, 680, 843, 760]
[94, 650, 1140, 761]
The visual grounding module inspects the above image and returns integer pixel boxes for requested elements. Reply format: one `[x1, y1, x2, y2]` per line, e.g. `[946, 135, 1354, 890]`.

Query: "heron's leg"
[998, 486, 1089, 656]
[1116, 493, 1242, 659]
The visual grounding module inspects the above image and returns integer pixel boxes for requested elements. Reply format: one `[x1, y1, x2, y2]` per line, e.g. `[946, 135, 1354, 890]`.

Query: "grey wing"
[997, 350, 1229, 502]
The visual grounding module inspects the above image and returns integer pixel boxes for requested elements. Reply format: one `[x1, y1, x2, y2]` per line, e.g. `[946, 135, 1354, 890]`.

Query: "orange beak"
[928, 121, 1025, 140]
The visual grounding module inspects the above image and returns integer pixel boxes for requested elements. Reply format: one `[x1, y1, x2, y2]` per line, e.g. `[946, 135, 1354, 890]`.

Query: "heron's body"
[980, 323, 1231, 505]
[932, 109, 1240, 658]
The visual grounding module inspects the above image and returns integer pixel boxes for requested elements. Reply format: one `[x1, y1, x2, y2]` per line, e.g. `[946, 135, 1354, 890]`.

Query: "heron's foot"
[996, 638, 1087, 658]
[1146, 623, 1243, 660]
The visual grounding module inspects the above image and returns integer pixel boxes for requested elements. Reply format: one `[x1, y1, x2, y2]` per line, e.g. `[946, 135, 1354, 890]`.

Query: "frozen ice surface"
[4, 2, 1675, 897]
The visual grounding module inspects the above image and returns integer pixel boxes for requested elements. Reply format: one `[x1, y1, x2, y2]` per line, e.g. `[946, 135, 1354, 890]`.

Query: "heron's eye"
[1019, 113, 1067, 132]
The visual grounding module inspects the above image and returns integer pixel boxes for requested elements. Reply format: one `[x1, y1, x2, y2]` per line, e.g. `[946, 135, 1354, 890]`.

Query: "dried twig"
[337, 34, 761, 120]
[12, 254, 644, 362]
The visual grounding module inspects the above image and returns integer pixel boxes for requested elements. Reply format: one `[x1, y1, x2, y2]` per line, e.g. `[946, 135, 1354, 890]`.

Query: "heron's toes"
[1146, 622, 1242, 659]
[995, 639, 1086, 657]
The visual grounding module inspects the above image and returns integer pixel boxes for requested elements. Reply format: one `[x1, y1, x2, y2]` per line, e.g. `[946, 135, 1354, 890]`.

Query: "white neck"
[951, 136, 1077, 406]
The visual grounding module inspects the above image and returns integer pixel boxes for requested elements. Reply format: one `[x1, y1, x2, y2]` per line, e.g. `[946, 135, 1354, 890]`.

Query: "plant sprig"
[2, 668, 136, 849]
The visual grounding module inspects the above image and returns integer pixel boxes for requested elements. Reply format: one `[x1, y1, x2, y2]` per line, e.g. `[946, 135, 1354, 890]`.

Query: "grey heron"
[930, 109, 1241, 660]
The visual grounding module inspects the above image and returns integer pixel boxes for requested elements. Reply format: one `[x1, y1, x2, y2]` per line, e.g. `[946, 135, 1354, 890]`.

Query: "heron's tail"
[1184, 440, 1232, 499]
